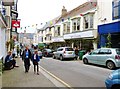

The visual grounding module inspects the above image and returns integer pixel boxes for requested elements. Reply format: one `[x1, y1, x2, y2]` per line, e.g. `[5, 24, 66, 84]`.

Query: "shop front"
[98, 21, 120, 48]
[63, 30, 97, 50]
[51, 36, 65, 49]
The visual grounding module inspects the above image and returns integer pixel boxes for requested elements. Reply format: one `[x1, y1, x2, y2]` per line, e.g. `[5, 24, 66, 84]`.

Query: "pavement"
[2, 57, 56, 88]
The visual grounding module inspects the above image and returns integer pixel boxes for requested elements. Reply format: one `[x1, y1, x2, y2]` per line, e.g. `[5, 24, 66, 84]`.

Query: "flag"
[32, 25, 34, 27]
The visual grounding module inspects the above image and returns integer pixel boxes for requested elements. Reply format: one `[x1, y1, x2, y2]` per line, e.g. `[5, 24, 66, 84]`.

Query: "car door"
[97, 49, 112, 65]
[56, 48, 62, 58]
[87, 49, 100, 64]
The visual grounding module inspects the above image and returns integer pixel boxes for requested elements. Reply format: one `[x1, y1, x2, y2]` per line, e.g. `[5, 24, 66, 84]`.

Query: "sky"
[17, 0, 88, 33]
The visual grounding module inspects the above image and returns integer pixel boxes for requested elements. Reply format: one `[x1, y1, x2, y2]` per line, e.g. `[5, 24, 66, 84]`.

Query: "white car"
[53, 47, 75, 61]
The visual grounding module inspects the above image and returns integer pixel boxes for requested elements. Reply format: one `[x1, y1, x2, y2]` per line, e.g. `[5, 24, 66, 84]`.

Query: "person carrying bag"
[32, 50, 40, 75]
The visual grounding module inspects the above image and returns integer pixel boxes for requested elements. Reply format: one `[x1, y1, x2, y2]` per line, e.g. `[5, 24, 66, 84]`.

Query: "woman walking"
[32, 50, 40, 75]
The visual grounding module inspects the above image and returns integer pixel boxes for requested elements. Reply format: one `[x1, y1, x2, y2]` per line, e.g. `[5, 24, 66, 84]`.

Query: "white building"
[52, 1, 98, 50]
[97, 0, 120, 48]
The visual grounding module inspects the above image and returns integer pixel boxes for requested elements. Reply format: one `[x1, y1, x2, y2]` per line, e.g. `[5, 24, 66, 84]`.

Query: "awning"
[38, 43, 45, 47]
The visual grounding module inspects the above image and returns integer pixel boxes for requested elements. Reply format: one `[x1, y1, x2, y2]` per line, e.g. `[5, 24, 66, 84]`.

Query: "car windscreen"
[65, 48, 74, 51]
[46, 49, 52, 52]
[116, 49, 120, 55]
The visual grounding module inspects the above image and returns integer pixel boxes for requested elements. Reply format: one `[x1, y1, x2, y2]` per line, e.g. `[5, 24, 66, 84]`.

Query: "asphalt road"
[40, 57, 113, 87]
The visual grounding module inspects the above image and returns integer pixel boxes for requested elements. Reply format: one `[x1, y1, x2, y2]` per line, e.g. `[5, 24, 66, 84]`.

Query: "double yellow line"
[40, 66, 74, 89]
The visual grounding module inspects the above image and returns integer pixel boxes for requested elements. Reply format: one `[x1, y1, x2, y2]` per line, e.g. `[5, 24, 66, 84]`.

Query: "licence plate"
[68, 52, 72, 54]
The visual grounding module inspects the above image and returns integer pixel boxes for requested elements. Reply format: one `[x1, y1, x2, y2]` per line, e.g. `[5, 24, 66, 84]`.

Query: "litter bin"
[79, 50, 86, 60]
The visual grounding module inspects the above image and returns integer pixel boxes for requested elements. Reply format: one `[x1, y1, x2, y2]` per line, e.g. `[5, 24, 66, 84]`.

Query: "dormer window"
[72, 17, 81, 32]
[83, 13, 94, 30]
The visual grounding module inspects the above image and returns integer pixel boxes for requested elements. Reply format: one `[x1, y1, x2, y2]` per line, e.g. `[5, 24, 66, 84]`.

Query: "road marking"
[40, 66, 74, 89]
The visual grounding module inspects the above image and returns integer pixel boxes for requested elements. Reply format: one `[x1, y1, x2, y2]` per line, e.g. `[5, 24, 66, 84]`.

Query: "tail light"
[115, 55, 120, 60]
[64, 51, 66, 54]
[45, 52, 48, 55]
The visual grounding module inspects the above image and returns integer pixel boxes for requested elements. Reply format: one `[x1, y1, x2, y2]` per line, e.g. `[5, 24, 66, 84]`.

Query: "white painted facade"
[97, 0, 113, 25]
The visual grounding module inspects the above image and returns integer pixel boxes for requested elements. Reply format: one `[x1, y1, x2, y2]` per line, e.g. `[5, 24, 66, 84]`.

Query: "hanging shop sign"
[12, 20, 20, 28]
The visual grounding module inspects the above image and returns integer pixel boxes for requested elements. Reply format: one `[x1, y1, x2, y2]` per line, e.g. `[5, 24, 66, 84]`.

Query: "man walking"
[22, 46, 32, 73]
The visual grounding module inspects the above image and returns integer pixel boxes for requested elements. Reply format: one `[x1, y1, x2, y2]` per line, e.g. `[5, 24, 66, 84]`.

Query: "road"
[40, 57, 112, 87]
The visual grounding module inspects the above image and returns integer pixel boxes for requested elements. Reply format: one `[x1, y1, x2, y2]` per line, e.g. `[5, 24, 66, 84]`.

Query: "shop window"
[112, 0, 120, 20]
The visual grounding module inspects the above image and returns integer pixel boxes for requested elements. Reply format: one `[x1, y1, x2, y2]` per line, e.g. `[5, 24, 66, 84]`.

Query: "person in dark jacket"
[22, 46, 32, 73]
[32, 50, 40, 75]
[74, 47, 79, 60]
[4, 51, 16, 70]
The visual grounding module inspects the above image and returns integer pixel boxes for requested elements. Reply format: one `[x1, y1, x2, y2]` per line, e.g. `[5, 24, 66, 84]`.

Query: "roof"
[56, 1, 97, 23]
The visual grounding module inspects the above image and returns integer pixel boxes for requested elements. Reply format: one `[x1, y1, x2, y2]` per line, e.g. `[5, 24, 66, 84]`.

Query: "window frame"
[72, 17, 81, 32]
[112, 0, 120, 20]
[83, 13, 94, 30]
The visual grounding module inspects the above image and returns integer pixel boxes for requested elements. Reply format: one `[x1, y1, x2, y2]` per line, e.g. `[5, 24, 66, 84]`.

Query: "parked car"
[53, 47, 75, 61]
[105, 68, 120, 89]
[38, 50, 42, 59]
[82, 48, 120, 69]
[42, 49, 54, 57]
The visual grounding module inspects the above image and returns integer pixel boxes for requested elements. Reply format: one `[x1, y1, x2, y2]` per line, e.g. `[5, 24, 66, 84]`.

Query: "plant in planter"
[106, 33, 112, 48]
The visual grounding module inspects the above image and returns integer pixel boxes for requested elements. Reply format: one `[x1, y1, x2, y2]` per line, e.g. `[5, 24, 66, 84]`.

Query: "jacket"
[22, 49, 31, 60]
[32, 54, 40, 62]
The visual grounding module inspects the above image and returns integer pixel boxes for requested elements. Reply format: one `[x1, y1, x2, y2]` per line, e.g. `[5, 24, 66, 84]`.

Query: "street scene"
[0, 0, 120, 89]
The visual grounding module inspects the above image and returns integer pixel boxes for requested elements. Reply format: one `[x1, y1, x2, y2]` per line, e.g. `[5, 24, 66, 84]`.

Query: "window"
[77, 18, 80, 30]
[113, 0, 120, 20]
[63, 22, 70, 34]
[91, 49, 99, 55]
[57, 48, 63, 51]
[99, 49, 112, 54]
[63, 23, 67, 34]
[49, 28, 51, 32]
[58, 27, 60, 36]
[67, 22, 70, 33]
[83, 14, 94, 29]
[72, 18, 80, 32]
[42, 37, 43, 42]
[65, 48, 74, 51]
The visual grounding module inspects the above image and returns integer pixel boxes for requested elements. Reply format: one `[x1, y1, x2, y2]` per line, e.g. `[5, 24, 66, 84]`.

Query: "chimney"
[61, 6, 67, 16]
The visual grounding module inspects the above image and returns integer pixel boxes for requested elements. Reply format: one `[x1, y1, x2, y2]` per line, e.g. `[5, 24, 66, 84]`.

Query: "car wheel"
[53, 55, 56, 59]
[60, 55, 63, 61]
[106, 61, 115, 70]
[83, 58, 88, 64]
[111, 84, 120, 89]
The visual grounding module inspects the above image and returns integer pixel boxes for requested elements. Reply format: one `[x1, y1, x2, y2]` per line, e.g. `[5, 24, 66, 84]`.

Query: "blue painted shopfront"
[98, 21, 120, 48]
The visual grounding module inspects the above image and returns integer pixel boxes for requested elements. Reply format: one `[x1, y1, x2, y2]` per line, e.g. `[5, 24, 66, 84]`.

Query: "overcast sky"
[17, 0, 88, 33]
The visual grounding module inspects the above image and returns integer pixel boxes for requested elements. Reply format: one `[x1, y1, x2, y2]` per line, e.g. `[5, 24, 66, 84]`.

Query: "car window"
[116, 49, 120, 55]
[91, 49, 99, 55]
[99, 49, 112, 54]
[65, 48, 73, 51]
[57, 48, 63, 51]
[46, 49, 52, 52]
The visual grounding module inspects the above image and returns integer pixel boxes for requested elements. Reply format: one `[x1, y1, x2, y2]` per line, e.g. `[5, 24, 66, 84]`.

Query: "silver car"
[82, 48, 120, 69]
[53, 47, 75, 61]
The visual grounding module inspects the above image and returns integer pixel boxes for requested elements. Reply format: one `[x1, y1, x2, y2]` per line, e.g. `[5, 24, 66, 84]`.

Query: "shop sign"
[12, 20, 20, 28]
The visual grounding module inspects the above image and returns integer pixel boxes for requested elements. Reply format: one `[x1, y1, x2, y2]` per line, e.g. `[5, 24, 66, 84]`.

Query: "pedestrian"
[4, 51, 18, 70]
[12, 47, 16, 58]
[17, 45, 19, 56]
[32, 50, 40, 75]
[22, 46, 32, 73]
[74, 47, 79, 60]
